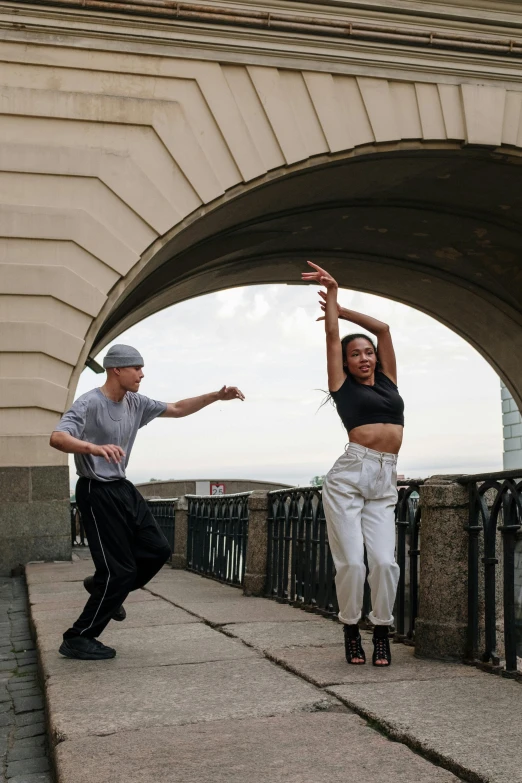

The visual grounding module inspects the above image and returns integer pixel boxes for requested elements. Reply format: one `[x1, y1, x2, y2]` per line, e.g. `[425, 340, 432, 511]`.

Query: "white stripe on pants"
[322, 442, 400, 626]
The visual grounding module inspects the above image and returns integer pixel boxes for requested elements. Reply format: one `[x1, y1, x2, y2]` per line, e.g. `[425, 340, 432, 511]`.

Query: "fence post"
[243, 491, 269, 596]
[415, 476, 469, 660]
[171, 495, 188, 569]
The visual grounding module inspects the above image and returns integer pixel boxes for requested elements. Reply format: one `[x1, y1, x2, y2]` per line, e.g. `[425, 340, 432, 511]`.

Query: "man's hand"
[89, 444, 126, 464]
[217, 385, 245, 402]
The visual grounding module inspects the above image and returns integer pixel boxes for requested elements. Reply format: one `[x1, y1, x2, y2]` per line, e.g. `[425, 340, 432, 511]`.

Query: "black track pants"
[64, 477, 171, 640]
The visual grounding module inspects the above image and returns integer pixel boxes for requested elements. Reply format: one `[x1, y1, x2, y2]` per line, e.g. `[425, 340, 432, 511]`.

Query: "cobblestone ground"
[0, 577, 51, 783]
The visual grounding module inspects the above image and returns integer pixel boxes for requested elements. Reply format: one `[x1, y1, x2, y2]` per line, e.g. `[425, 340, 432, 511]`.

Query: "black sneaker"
[83, 576, 127, 622]
[59, 636, 116, 660]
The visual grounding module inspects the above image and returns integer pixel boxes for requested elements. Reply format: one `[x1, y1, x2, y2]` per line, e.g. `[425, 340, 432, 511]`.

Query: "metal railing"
[70, 498, 177, 558]
[395, 483, 422, 642]
[459, 470, 522, 678]
[70, 502, 88, 547]
[265, 481, 422, 639]
[146, 499, 176, 560]
[186, 493, 250, 585]
[266, 487, 336, 615]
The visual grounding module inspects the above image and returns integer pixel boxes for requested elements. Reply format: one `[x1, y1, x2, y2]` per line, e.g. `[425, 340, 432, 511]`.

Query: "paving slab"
[46, 658, 337, 742]
[29, 590, 156, 614]
[328, 677, 522, 783]
[32, 600, 197, 636]
[167, 598, 323, 625]
[222, 619, 345, 649]
[15, 711, 46, 729]
[8, 742, 48, 762]
[39, 623, 259, 677]
[25, 582, 88, 597]
[147, 569, 212, 584]
[26, 562, 94, 585]
[14, 722, 46, 740]
[54, 713, 459, 783]
[145, 578, 247, 605]
[7, 755, 50, 777]
[266, 637, 484, 687]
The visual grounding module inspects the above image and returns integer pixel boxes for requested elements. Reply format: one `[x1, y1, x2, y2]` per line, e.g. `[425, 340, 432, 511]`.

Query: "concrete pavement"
[26, 559, 522, 783]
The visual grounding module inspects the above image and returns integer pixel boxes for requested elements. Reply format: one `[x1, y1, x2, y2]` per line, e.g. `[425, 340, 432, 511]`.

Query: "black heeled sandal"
[372, 630, 392, 667]
[343, 625, 366, 665]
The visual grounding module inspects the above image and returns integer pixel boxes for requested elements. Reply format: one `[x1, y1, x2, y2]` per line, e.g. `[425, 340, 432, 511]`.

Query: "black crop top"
[330, 371, 405, 433]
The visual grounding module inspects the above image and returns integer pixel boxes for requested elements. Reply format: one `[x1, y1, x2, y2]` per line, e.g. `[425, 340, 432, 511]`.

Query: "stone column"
[243, 491, 269, 596]
[0, 466, 71, 576]
[171, 496, 189, 570]
[415, 477, 469, 660]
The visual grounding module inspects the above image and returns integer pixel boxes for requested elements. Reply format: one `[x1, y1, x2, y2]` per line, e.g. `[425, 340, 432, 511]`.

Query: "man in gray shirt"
[50, 344, 244, 661]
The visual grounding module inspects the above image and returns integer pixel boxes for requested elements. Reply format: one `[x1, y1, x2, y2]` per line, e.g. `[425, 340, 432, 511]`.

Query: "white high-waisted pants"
[322, 442, 400, 627]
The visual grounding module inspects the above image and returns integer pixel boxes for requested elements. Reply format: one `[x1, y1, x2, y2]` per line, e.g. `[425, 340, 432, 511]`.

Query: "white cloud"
[217, 287, 245, 318]
[247, 293, 271, 321]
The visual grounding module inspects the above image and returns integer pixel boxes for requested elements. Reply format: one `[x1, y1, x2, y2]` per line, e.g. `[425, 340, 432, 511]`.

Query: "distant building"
[501, 382, 522, 469]
[136, 478, 291, 498]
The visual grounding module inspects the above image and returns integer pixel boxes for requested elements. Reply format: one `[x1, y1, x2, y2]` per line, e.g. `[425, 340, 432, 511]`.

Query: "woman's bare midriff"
[348, 423, 403, 455]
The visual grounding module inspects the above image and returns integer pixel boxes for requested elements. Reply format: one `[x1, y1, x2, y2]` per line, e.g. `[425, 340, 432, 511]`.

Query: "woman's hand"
[316, 290, 344, 322]
[301, 261, 338, 291]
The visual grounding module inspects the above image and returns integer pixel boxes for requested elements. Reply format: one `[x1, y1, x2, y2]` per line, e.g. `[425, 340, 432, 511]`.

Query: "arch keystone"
[461, 85, 506, 146]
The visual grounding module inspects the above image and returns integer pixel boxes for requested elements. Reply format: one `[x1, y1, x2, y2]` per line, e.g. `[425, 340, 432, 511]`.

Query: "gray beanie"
[103, 344, 144, 369]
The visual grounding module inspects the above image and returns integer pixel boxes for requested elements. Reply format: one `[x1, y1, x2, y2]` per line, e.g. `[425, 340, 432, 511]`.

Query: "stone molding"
[3, 2, 522, 84]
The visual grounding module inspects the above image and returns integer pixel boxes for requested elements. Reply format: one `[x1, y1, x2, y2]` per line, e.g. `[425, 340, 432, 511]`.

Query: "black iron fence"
[70, 502, 88, 547]
[395, 483, 422, 642]
[265, 481, 422, 639]
[186, 493, 250, 585]
[70, 498, 176, 558]
[459, 470, 522, 678]
[146, 499, 176, 560]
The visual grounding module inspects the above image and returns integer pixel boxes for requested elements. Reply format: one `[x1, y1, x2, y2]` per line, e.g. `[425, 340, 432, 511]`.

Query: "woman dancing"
[302, 261, 404, 667]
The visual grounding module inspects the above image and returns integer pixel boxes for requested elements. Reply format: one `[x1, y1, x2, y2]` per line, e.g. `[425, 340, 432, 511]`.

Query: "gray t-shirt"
[54, 388, 167, 482]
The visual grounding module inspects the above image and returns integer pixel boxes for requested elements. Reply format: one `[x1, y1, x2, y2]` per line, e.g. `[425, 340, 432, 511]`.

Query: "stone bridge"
[1, 0, 522, 571]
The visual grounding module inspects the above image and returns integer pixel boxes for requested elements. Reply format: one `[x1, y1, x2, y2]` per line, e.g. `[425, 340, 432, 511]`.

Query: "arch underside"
[2, 29, 522, 466]
[98, 147, 522, 403]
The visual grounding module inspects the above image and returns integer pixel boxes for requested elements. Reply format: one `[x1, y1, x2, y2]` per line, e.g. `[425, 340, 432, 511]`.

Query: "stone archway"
[88, 144, 522, 398]
[2, 16, 522, 571]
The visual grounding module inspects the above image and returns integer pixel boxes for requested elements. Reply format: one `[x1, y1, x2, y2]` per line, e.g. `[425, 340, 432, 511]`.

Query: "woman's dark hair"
[341, 333, 381, 374]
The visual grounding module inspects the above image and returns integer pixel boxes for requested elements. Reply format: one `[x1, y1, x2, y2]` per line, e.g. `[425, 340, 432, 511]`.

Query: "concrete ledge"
[27, 559, 518, 783]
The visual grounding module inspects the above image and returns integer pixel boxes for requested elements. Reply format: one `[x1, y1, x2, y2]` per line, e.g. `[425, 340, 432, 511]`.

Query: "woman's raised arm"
[317, 291, 398, 385]
[302, 261, 346, 392]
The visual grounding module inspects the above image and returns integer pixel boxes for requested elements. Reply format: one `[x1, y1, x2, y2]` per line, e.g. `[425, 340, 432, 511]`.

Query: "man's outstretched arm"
[161, 385, 245, 419]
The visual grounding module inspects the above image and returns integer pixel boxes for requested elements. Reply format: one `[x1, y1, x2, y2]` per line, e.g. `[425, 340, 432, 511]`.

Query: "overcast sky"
[72, 284, 504, 487]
